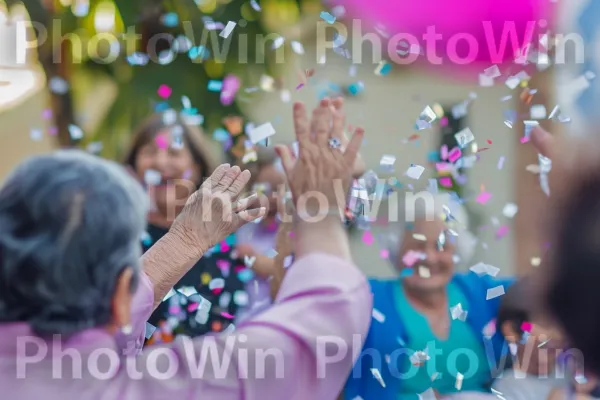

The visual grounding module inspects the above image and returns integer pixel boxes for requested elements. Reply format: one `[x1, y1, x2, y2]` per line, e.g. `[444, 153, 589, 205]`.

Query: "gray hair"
[0, 150, 148, 336]
[382, 191, 476, 266]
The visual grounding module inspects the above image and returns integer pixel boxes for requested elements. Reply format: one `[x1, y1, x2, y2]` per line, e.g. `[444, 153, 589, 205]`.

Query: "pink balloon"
[331, 0, 556, 80]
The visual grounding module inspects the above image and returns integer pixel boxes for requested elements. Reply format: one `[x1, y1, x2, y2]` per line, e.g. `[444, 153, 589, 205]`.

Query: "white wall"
[242, 50, 518, 277]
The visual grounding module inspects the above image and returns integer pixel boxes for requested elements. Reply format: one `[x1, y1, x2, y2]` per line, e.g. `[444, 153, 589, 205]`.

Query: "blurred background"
[0, 0, 589, 278]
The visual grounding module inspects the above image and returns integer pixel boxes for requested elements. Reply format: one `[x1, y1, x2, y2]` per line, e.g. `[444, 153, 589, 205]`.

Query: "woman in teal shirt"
[344, 193, 512, 399]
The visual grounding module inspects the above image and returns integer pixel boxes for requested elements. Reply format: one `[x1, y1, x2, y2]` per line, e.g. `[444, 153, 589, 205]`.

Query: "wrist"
[165, 225, 207, 261]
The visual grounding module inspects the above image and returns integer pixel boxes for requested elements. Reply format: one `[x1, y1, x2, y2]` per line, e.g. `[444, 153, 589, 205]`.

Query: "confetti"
[379, 155, 396, 170]
[162, 288, 177, 302]
[48, 76, 69, 94]
[178, 286, 198, 297]
[531, 257, 541, 267]
[320, 11, 336, 24]
[194, 296, 212, 324]
[413, 233, 427, 241]
[476, 192, 492, 204]
[497, 156, 505, 170]
[439, 177, 453, 188]
[521, 321, 533, 332]
[375, 61, 391, 76]
[30, 128, 43, 141]
[370, 368, 386, 387]
[157, 84, 172, 99]
[272, 36, 285, 50]
[372, 308, 386, 323]
[68, 124, 84, 140]
[486, 285, 505, 300]
[400, 268, 414, 278]
[523, 120, 539, 139]
[145, 322, 157, 339]
[219, 21, 236, 38]
[405, 164, 425, 179]
[410, 350, 430, 365]
[208, 80, 223, 91]
[530, 105, 547, 119]
[291, 41, 304, 54]
[450, 303, 468, 321]
[455, 372, 464, 390]
[250, 0, 261, 11]
[496, 225, 509, 239]
[448, 147, 462, 163]
[454, 128, 474, 148]
[144, 169, 161, 186]
[484, 65, 501, 78]
[247, 122, 275, 144]
[362, 230, 374, 246]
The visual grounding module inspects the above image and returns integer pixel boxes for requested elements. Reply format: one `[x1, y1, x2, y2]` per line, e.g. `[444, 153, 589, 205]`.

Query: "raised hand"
[170, 164, 265, 258]
[275, 98, 364, 218]
[330, 97, 366, 179]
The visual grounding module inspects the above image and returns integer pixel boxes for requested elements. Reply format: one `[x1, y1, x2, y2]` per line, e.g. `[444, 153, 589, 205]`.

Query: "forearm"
[294, 215, 351, 262]
[141, 231, 204, 309]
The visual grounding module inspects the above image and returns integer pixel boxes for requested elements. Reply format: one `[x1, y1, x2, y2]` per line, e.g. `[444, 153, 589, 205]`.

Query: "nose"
[152, 148, 169, 172]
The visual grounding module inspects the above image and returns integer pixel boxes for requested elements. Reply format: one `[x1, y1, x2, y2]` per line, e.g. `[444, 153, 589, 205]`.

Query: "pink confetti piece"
[520, 136, 530, 144]
[440, 116, 448, 127]
[155, 134, 169, 149]
[234, 265, 245, 273]
[48, 126, 58, 136]
[496, 225, 509, 239]
[440, 145, 449, 160]
[296, 83, 305, 90]
[439, 177, 453, 188]
[448, 147, 462, 163]
[168, 306, 181, 314]
[435, 163, 452, 173]
[476, 191, 492, 204]
[221, 312, 234, 319]
[521, 321, 533, 332]
[216, 259, 230, 270]
[220, 74, 240, 106]
[157, 84, 172, 99]
[402, 250, 423, 267]
[187, 303, 199, 312]
[380, 249, 389, 259]
[42, 109, 53, 119]
[362, 230, 374, 246]
[220, 241, 230, 252]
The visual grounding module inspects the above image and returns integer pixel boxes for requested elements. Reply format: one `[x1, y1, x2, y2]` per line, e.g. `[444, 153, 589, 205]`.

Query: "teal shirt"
[394, 282, 491, 399]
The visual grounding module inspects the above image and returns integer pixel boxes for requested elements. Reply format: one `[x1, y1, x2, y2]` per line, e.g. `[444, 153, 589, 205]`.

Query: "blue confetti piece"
[238, 269, 255, 283]
[213, 128, 230, 142]
[225, 234, 236, 246]
[379, 63, 392, 75]
[145, 322, 157, 339]
[162, 12, 179, 27]
[154, 102, 170, 113]
[320, 11, 336, 24]
[400, 268, 414, 278]
[348, 82, 364, 96]
[208, 80, 223, 92]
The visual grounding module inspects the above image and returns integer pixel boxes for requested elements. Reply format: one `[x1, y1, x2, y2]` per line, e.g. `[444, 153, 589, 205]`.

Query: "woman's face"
[397, 218, 455, 292]
[134, 130, 202, 217]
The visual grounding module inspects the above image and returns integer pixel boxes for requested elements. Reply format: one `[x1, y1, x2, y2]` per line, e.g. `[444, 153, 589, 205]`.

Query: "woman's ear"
[111, 267, 134, 333]
[501, 320, 520, 344]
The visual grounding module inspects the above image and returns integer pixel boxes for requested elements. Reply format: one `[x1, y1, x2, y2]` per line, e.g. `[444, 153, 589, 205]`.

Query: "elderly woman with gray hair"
[0, 99, 372, 399]
[344, 192, 513, 400]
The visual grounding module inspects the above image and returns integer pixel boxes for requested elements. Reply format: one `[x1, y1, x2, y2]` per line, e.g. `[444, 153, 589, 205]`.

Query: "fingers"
[226, 169, 251, 199]
[202, 164, 230, 189]
[233, 193, 261, 213]
[331, 97, 346, 141]
[293, 102, 310, 148]
[235, 207, 267, 229]
[343, 127, 365, 168]
[250, 256, 277, 279]
[275, 145, 294, 177]
[312, 98, 332, 147]
[215, 165, 241, 193]
[531, 127, 555, 159]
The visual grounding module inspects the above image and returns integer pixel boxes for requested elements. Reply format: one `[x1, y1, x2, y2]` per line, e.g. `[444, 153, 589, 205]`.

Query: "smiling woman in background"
[124, 112, 245, 341]
[344, 192, 513, 400]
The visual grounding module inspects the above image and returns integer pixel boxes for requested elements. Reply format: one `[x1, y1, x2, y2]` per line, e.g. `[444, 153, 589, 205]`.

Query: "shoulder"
[453, 272, 515, 293]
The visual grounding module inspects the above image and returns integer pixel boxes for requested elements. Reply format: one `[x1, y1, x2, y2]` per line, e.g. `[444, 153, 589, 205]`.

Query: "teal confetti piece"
[320, 11, 336, 24]
[208, 80, 223, 92]
[213, 128, 230, 142]
[427, 151, 440, 162]
[162, 12, 179, 27]
[238, 269, 255, 283]
[400, 268, 414, 278]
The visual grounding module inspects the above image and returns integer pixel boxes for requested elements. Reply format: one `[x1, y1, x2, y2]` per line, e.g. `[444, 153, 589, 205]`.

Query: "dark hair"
[497, 276, 534, 339]
[0, 151, 147, 337]
[124, 112, 218, 184]
[546, 170, 600, 374]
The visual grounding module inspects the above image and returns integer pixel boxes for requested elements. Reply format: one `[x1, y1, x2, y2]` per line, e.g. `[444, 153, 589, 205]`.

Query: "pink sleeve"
[122, 253, 372, 399]
[115, 271, 154, 356]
